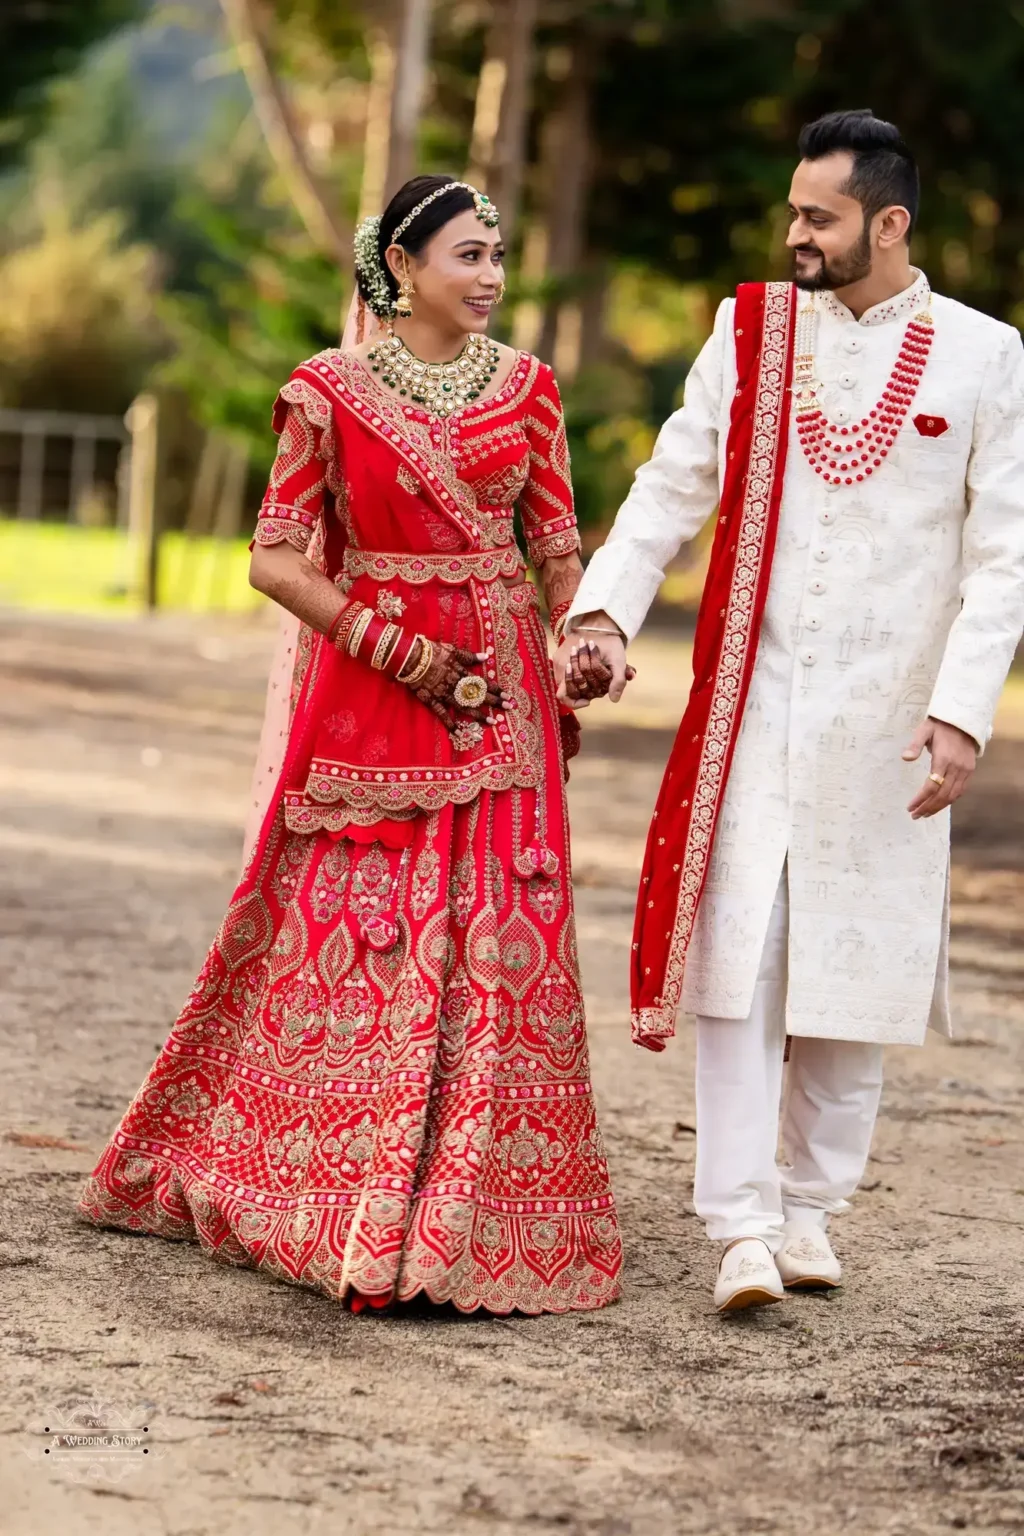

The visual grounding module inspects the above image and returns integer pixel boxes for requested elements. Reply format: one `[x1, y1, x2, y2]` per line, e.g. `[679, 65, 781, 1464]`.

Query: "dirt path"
[2, 610, 1022, 1536]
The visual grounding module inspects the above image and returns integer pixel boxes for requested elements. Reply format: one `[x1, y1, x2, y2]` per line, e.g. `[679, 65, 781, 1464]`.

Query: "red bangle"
[331, 600, 369, 652]
[326, 604, 349, 644]
[384, 630, 418, 679]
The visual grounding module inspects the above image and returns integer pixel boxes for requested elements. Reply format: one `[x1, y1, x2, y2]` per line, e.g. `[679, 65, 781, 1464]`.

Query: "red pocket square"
[913, 413, 949, 437]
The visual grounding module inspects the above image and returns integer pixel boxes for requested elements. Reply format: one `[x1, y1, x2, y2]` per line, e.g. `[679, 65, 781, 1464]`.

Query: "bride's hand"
[404, 640, 506, 732]
[555, 630, 634, 710]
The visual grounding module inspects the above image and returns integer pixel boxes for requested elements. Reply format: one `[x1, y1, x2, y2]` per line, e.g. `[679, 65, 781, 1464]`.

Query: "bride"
[77, 174, 623, 1316]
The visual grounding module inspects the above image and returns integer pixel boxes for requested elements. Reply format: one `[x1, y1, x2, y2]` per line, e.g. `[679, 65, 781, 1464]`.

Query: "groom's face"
[786, 151, 872, 291]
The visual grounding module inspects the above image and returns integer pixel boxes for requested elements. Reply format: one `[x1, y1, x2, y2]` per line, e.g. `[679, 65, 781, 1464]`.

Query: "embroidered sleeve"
[252, 398, 329, 553]
[518, 364, 580, 564]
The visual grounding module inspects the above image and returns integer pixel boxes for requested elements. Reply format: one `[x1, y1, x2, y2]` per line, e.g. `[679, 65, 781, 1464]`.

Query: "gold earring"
[395, 276, 415, 318]
[494, 280, 506, 305]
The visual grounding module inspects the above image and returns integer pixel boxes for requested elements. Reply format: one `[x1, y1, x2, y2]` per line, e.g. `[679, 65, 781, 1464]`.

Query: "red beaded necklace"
[792, 296, 934, 486]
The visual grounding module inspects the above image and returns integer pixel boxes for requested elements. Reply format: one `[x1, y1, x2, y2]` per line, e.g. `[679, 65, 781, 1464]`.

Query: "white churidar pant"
[693, 867, 884, 1253]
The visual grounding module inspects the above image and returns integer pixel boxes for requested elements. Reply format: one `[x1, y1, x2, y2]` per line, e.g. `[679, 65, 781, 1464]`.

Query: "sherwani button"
[838, 372, 856, 390]
[819, 510, 835, 525]
[833, 407, 851, 425]
[809, 579, 826, 595]
[801, 649, 817, 665]
[843, 335, 864, 354]
[805, 615, 822, 632]
[813, 547, 830, 562]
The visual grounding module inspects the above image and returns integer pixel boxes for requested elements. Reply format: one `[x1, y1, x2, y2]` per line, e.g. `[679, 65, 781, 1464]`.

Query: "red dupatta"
[630, 280, 798, 1051]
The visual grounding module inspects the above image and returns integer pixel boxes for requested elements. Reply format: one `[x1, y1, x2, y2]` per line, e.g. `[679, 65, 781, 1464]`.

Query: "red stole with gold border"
[630, 280, 798, 1051]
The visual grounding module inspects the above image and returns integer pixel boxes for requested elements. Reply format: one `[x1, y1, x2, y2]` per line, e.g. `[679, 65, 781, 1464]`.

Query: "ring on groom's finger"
[927, 772, 945, 786]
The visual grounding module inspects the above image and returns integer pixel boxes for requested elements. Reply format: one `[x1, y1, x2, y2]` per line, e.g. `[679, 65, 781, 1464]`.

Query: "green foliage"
[158, 164, 343, 473]
[0, 0, 143, 166]
[6, 0, 1024, 537]
[793, 0, 1024, 318]
[0, 206, 162, 413]
[582, 0, 1024, 318]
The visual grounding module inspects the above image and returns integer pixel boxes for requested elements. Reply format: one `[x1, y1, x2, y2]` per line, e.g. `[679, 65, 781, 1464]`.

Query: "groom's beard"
[793, 222, 872, 290]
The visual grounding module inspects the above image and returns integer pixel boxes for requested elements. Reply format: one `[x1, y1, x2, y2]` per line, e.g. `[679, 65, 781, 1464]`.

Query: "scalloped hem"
[76, 1184, 622, 1318]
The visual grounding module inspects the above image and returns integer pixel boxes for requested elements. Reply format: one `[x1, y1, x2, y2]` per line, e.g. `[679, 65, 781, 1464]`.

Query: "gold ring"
[928, 772, 945, 786]
[453, 674, 488, 710]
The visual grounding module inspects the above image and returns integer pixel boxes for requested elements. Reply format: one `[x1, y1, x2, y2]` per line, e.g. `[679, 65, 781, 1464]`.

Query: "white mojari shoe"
[714, 1238, 785, 1313]
[775, 1219, 842, 1290]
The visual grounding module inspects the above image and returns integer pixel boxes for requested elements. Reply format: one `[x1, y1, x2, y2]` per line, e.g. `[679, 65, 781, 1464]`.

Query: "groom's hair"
[797, 109, 919, 238]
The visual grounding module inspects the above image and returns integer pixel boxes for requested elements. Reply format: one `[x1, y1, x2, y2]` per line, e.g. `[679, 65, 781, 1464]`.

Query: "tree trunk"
[536, 40, 594, 368]
[467, 0, 538, 235]
[358, 0, 433, 216]
[388, 0, 433, 198]
[358, 13, 397, 222]
[218, 0, 349, 264]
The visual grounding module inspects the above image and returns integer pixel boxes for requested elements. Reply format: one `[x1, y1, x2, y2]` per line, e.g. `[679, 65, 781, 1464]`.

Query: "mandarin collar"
[816, 269, 931, 328]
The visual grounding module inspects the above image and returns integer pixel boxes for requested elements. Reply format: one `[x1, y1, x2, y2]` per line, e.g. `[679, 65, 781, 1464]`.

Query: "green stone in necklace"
[367, 327, 502, 419]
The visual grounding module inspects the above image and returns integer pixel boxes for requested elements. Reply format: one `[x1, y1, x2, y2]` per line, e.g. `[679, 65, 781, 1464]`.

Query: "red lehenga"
[77, 347, 623, 1314]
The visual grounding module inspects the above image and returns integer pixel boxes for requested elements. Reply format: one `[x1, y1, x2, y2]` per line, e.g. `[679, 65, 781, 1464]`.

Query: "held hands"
[554, 613, 635, 710]
[902, 716, 977, 819]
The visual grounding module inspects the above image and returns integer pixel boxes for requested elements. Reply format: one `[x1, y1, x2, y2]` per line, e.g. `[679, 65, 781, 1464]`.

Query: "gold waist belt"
[342, 544, 525, 585]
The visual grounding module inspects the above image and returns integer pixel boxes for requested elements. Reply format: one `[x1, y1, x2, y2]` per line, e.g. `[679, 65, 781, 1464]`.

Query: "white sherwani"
[568, 271, 1024, 1046]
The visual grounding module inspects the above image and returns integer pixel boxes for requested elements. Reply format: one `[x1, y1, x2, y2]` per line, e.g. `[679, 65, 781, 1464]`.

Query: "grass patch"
[0, 520, 265, 616]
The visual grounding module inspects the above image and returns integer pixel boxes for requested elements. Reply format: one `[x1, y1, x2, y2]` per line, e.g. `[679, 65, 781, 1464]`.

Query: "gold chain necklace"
[367, 326, 501, 418]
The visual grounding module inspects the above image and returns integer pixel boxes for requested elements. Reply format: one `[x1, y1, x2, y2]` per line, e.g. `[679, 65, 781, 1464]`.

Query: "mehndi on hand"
[328, 598, 506, 735]
[402, 638, 506, 733]
[564, 639, 615, 700]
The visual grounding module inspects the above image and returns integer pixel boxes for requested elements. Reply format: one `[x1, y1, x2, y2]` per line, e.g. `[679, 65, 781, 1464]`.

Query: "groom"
[557, 109, 1024, 1311]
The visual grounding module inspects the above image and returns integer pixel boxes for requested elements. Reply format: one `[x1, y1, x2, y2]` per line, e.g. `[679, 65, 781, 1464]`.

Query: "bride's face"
[387, 210, 505, 334]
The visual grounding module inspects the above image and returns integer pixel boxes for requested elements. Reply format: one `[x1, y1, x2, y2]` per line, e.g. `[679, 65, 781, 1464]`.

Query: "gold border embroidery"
[342, 546, 525, 585]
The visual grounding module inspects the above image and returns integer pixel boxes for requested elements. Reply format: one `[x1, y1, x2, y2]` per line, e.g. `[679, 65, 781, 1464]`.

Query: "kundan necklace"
[367, 326, 501, 418]
[793, 293, 934, 485]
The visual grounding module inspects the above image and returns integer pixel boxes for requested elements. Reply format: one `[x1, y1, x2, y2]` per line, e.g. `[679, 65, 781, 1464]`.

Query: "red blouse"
[255, 349, 578, 569]
[251, 348, 580, 829]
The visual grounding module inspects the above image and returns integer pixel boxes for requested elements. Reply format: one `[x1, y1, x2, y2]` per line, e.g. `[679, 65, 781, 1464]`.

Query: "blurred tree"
[466, 0, 539, 233]
[8, 0, 1024, 539]
[0, 0, 143, 167]
[0, 205, 160, 413]
[218, 0, 350, 262]
[156, 113, 342, 472]
[791, 0, 1024, 320]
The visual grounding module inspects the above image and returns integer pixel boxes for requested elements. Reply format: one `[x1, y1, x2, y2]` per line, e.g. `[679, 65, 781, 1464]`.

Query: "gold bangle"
[345, 607, 374, 658]
[379, 626, 404, 673]
[399, 636, 433, 687]
[370, 622, 399, 671]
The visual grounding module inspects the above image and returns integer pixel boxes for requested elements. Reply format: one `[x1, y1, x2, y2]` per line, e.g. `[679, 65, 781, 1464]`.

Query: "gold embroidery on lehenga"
[375, 587, 406, 619]
[342, 546, 524, 584]
[309, 842, 350, 923]
[410, 814, 442, 918]
[286, 578, 541, 826]
[76, 347, 623, 1318]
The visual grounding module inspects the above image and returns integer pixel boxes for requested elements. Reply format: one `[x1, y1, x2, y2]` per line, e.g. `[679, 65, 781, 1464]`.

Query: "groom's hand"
[555, 611, 633, 709]
[903, 716, 977, 819]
